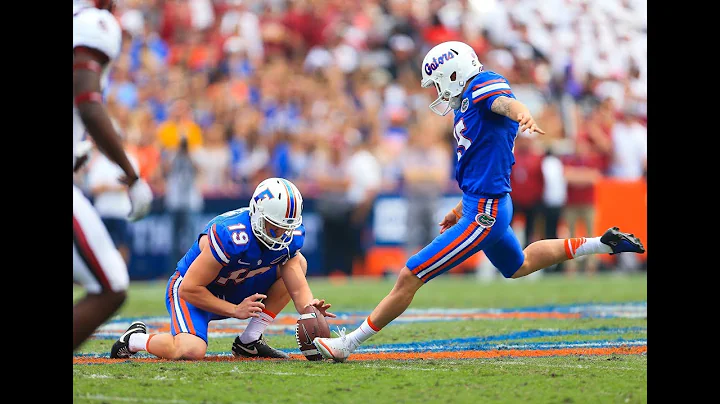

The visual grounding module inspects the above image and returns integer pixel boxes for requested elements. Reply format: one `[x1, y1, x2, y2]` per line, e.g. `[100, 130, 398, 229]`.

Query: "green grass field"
[73, 272, 647, 404]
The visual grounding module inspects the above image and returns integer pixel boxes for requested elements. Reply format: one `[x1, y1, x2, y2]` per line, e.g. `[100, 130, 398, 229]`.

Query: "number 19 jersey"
[176, 208, 305, 296]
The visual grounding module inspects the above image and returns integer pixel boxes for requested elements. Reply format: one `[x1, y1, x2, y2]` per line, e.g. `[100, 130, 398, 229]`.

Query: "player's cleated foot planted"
[600, 227, 645, 255]
[232, 335, 290, 359]
[110, 321, 147, 359]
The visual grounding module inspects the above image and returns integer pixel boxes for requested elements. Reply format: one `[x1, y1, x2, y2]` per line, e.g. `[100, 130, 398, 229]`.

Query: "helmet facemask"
[423, 70, 464, 116]
[250, 205, 302, 251]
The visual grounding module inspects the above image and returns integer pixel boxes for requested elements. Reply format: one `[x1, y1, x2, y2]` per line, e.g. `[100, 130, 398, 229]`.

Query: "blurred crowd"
[74, 0, 647, 276]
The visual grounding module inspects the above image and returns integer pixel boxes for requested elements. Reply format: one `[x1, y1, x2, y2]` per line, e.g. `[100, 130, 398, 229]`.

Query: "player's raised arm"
[490, 96, 546, 135]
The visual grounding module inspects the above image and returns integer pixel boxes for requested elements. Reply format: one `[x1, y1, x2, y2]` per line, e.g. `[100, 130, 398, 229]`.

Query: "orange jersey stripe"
[412, 207, 478, 275]
[412, 199, 485, 274]
[421, 199, 497, 281]
[167, 272, 181, 334]
[179, 299, 196, 335]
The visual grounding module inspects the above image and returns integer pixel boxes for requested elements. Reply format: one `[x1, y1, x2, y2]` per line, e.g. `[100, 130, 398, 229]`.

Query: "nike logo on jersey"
[237, 259, 251, 265]
[237, 345, 258, 355]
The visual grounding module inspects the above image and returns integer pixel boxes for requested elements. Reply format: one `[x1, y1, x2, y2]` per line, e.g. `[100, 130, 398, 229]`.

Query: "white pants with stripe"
[73, 185, 129, 294]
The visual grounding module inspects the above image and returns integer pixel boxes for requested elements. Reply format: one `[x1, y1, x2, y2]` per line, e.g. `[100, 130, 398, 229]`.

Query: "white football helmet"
[421, 41, 483, 116]
[249, 178, 303, 251]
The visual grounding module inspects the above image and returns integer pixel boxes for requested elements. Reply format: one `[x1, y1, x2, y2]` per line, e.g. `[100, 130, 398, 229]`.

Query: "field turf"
[73, 272, 647, 404]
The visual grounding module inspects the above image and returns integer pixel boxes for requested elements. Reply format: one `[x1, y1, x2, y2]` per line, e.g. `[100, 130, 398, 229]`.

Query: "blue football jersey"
[452, 70, 520, 197]
[176, 208, 305, 295]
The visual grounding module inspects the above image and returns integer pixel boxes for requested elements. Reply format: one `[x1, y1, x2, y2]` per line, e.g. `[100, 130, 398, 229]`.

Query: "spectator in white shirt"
[346, 129, 383, 275]
[540, 145, 567, 273]
[609, 108, 647, 180]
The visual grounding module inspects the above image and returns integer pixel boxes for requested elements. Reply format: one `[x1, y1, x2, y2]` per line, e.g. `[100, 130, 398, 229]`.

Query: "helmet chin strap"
[258, 217, 294, 251]
[449, 69, 481, 110]
[257, 230, 286, 251]
[449, 97, 462, 109]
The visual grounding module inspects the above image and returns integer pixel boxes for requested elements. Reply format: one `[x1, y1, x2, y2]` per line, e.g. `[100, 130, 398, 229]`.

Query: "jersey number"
[228, 223, 249, 245]
[453, 119, 472, 161]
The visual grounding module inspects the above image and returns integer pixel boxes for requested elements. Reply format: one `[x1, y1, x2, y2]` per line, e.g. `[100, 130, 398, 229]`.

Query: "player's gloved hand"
[305, 298, 336, 318]
[234, 293, 267, 319]
[123, 176, 153, 222]
[439, 209, 460, 234]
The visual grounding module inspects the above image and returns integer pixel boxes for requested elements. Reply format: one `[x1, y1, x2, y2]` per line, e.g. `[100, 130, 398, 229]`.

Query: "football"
[295, 305, 331, 361]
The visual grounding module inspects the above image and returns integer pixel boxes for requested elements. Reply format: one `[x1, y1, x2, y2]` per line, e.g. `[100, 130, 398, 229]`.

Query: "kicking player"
[313, 41, 645, 362]
[110, 178, 335, 360]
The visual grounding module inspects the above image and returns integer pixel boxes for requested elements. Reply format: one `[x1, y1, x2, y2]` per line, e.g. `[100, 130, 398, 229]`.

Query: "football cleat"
[110, 321, 147, 359]
[600, 227, 645, 255]
[232, 334, 290, 359]
[313, 327, 356, 363]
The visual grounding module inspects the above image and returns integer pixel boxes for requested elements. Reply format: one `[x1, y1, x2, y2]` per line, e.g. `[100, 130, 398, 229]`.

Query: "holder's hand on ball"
[305, 298, 336, 318]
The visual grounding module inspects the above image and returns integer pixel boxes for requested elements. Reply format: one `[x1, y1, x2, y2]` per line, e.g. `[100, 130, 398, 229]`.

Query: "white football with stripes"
[295, 306, 330, 361]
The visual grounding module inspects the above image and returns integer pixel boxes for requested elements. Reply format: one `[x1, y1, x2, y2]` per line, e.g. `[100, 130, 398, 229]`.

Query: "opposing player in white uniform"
[73, 0, 153, 351]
